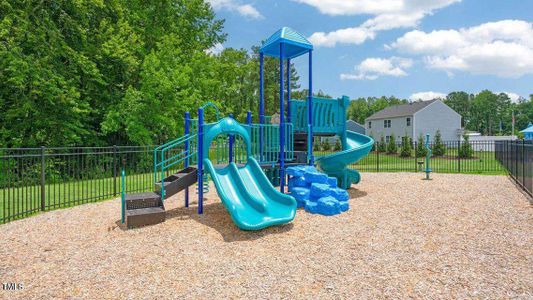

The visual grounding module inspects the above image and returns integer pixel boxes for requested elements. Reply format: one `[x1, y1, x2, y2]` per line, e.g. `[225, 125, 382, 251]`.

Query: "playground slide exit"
[317, 130, 374, 189]
[204, 157, 297, 231]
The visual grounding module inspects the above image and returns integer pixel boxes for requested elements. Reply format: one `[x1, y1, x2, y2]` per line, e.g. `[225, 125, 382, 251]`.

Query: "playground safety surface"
[0, 173, 531, 299]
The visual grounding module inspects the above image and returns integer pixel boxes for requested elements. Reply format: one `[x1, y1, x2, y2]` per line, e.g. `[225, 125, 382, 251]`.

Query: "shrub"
[387, 134, 398, 154]
[459, 134, 473, 158]
[334, 139, 341, 151]
[313, 138, 320, 151]
[321, 139, 331, 151]
[377, 135, 387, 152]
[432, 130, 447, 156]
[415, 134, 428, 157]
[400, 136, 412, 157]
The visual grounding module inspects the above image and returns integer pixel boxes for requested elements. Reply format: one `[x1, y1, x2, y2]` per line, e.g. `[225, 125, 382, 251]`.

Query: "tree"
[347, 96, 409, 123]
[377, 135, 387, 152]
[400, 135, 412, 157]
[445, 92, 472, 128]
[387, 134, 397, 154]
[459, 135, 473, 158]
[0, 0, 226, 147]
[334, 139, 341, 151]
[321, 139, 331, 151]
[415, 134, 428, 157]
[313, 138, 320, 151]
[432, 130, 446, 156]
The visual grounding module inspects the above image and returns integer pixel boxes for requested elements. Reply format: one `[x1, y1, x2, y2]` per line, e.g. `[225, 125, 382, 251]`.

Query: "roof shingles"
[366, 100, 438, 121]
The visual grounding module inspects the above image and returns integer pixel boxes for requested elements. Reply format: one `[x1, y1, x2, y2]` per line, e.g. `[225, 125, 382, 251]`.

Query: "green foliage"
[334, 139, 341, 151]
[415, 134, 428, 158]
[321, 139, 331, 151]
[347, 96, 408, 124]
[459, 135, 474, 158]
[400, 136, 412, 157]
[313, 138, 320, 151]
[0, 0, 227, 146]
[432, 130, 447, 156]
[377, 135, 387, 152]
[387, 134, 397, 154]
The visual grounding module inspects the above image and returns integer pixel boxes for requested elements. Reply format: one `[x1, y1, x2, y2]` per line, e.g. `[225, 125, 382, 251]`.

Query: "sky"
[207, 0, 533, 102]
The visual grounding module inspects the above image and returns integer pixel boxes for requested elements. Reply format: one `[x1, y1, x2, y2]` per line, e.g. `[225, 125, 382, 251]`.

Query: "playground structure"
[121, 28, 374, 230]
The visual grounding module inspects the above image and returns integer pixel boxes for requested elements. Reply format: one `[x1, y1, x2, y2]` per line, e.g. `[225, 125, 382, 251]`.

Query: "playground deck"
[0, 173, 531, 299]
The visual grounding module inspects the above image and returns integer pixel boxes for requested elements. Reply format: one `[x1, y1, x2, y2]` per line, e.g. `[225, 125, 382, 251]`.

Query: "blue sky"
[208, 0, 533, 102]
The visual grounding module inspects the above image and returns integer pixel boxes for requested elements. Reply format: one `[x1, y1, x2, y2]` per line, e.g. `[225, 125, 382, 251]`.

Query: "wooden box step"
[125, 207, 165, 229]
[155, 167, 198, 199]
[125, 192, 162, 210]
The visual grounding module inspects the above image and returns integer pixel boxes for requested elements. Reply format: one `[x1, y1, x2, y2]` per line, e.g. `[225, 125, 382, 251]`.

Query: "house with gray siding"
[365, 99, 462, 142]
[346, 120, 366, 135]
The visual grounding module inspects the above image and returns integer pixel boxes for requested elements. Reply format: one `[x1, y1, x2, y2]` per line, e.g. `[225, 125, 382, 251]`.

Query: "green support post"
[424, 134, 432, 180]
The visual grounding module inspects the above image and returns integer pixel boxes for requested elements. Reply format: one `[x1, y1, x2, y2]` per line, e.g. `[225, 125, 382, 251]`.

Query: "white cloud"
[295, 0, 461, 47]
[341, 57, 413, 80]
[409, 91, 447, 101]
[208, 0, 263, 19]
[309, 27, 375, 47]
[390, 20, 533, 77]
[235, 4, 263, 19]
[206, 43, 224, 55]
[498, 92, 523, 103]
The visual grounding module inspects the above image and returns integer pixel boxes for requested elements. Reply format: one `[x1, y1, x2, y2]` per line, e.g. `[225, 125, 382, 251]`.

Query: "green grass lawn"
[0, 172, 154, 223]
[315, 149, 506, 175]
[1, 148, 506, 223]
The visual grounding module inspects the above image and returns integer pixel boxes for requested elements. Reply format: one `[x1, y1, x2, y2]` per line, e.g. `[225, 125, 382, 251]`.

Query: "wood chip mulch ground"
[0, 173, 531, 299]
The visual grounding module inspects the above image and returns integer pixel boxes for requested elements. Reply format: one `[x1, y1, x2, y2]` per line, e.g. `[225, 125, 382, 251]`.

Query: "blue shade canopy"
[520, 122, 533, 133]
[260, 27, 313, 59]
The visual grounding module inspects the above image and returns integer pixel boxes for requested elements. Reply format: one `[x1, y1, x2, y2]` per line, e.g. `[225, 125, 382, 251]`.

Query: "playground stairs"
[293, 133, 308, 151]
[155, 167, 198, 199]
[124, 192, 165, 229]
[124, 166, 198, 229]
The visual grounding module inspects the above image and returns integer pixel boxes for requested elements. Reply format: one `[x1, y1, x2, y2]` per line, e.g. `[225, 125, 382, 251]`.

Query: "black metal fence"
[0, 146, 158, 223]
[318, 140, 507, 175]
[0, 140, 510, 223]
[495, 140, 533, 197]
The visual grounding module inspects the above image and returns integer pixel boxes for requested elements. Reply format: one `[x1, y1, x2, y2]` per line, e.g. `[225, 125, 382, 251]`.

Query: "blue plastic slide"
[202, 118, 297, 230]
[317, 130, 374, 189]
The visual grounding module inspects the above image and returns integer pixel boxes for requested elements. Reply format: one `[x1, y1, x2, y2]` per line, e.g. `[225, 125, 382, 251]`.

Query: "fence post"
[522, 140, 525, 186]
[40, 146, 46, 211]
[113, 145, 118, 196]
[376, 144, 380, 172]
[513, 142, 518, 182]
[457, 140, 461, 173]
[414, 140, 418, 172]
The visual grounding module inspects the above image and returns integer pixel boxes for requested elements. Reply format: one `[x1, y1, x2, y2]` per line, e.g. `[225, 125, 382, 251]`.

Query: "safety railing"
[290, 96, 348, 135]
[248, 123, 294, 164]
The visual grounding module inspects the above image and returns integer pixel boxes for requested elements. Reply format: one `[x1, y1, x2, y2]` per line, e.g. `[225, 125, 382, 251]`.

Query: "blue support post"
[184, 111, 190, 207]
[308, 50, 314, 165]
[279, 43, 285, 193]
[287, 59, 291, 124]
[197, 108, 204, 214]
[229, 113, 234, 163]
[246, 111, 252, 125]
[259, 52, 265, 162]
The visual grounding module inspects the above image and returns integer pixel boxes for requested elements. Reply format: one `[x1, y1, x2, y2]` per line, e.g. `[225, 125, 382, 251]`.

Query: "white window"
[368, 121, 372, 129]
[384, 120, 391, 128]
[406, 117, 411, 126]
[385, 135, 391, 143]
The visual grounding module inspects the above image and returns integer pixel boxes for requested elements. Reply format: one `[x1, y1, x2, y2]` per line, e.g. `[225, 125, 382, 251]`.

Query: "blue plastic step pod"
[286, 165, 350, 216]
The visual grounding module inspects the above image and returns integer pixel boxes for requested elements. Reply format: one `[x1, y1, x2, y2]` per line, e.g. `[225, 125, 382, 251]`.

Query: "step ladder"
[122, 166, 198, 229]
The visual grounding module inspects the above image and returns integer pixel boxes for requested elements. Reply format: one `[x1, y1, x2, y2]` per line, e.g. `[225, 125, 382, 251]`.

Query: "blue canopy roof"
[520, 122, 533, 133]
[260, 27, 313, 59]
